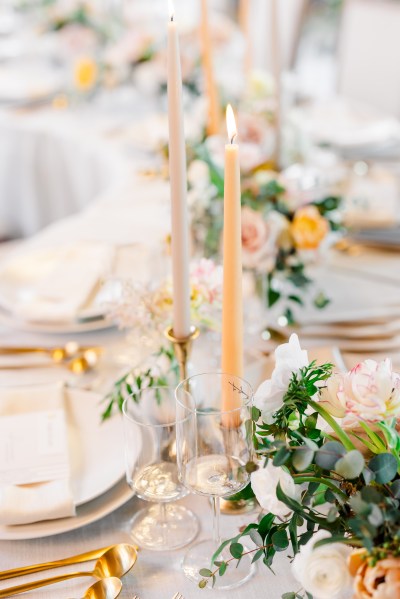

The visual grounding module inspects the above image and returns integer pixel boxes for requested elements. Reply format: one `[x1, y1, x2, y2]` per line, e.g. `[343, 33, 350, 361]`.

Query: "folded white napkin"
[12, 242, 114, 323]
[0, 382, 75, 526]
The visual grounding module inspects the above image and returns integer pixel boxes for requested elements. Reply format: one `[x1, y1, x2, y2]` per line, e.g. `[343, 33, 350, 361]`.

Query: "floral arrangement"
[199, 335, 400, 599]
[107, 258, 222, 335]
[189, 132, 341, 322]
[102, 259, 222, 419]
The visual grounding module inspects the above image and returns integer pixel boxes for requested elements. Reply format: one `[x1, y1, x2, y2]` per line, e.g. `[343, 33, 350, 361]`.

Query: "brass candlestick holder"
[164, 326, 200, 381]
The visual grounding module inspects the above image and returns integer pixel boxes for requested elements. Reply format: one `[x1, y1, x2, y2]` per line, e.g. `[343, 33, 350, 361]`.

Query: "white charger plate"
[0, 388, 131, 540]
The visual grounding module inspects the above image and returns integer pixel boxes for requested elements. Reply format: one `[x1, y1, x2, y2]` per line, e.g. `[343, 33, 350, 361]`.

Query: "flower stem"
[308, 399, 355, 451]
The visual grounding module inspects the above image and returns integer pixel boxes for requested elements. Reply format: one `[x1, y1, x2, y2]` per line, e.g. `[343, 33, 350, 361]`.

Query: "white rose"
[254, 334, 309, 422]
[251, 462, 300, 518]
[292, 531, 352, 599]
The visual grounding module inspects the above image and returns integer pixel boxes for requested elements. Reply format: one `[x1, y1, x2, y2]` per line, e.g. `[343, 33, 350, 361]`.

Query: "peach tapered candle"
[200, 0, 221, 136]
[221, 105, 243, 428]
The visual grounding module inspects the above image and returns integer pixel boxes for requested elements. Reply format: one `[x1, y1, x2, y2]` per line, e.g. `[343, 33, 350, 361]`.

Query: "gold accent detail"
[164, 326, 200, 381]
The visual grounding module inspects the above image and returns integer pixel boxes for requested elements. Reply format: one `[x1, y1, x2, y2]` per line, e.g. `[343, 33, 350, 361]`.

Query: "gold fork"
[172, 593, 184, 599]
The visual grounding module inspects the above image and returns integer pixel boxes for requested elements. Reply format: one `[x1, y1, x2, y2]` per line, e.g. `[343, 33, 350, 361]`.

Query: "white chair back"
[338, 0, 400, 117]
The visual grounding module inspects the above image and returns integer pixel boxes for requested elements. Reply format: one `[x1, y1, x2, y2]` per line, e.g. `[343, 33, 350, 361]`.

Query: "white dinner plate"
[0, 388, 128, 539]
[0, 246, 122, 333]
[0, 306, 115, 334]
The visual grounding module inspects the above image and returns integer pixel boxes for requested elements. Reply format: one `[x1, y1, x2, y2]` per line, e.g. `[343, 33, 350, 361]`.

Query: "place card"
[0, 410, 70, 486]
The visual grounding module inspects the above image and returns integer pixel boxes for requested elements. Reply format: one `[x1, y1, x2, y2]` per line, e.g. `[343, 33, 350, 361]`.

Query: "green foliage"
[198, 356, 400, 594]
[101, 345, 179, 420]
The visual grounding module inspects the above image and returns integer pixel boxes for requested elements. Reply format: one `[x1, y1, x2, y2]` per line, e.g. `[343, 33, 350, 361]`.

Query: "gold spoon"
[72, 577, 122, 599]
[0, 544, 137, 598]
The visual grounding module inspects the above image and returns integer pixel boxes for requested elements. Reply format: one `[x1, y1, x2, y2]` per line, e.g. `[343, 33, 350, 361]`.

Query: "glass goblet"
[175, 372, 256, 589]
[122, 387, 199, 551]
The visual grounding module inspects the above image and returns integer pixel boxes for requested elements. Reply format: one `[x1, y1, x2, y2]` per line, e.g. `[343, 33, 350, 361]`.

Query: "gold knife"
[0, 546, 112, 581]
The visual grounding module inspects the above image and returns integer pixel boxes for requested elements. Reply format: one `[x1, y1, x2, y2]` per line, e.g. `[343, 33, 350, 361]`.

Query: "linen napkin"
[0, 382, 76, 525]
[11, 242, 114, 323]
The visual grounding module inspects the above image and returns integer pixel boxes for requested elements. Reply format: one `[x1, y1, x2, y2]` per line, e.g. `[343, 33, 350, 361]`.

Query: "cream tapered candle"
[200, 0, 221, 136]
[270, 0, 282, 169]
[167, 2, 191, 339]
[221, 105, 243, 428]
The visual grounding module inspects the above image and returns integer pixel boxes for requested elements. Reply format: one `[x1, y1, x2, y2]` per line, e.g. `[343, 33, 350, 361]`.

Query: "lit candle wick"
[226, 104, 237, 145]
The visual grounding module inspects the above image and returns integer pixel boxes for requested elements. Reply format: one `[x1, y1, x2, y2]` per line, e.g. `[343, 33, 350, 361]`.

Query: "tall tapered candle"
[270, 0, 282, 169]
[200, 0, 221, 136]
[239, 0, 252, 75]
[167, 1, 191, 339]
[221, 105, 243, 428]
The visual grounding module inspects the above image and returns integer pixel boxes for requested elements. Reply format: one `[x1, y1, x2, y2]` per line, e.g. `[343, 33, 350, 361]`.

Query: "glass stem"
[212, 496, 221, 546]
[159, 502, 168, 546]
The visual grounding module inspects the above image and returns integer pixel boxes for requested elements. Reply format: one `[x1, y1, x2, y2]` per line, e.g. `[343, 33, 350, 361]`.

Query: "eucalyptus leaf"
[369, 453, 398, 484]
[230, 542, 244, 559]
[249, 529, 263, 547]
[335, 450, 365, 480]
[273, 447, 291, 467]
[315, 441, 346, 470]
[292, 447, 314, 471]
[272, 529, 289, 551]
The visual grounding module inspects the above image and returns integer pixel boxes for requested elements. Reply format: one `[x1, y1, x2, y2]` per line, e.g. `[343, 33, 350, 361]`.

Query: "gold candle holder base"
[164, 326, 200, 381]
[220, 497, 258, 515]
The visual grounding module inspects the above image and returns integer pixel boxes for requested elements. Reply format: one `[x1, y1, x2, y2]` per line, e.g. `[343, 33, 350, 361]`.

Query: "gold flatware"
[0, 343, 102, 362]
[0, 351, 100, 374]
[172, 593, 184, 599]
[0, 546, 113, 581]
[74, 577, 122, 599]
[0, 544, 137, 597]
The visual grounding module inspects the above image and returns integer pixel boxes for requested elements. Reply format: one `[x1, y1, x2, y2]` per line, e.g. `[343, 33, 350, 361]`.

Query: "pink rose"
[241, 208, 285, 272]
[321, 359, 400, 425]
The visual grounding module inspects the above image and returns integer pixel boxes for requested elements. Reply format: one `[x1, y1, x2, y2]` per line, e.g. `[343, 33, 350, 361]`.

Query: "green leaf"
[230, 542, 244, 559]
[251, 406, 261, 421]
[218, 562, 227, 576]
[258, 513, 276, 538]
[252, 549, 264, 563]
[282, 593, 296, 599]
[314, 292, 330, 309]
[199, 568, 212, 577]
[391, 480, 400, 499]
[315, 441, 346, 470]
[198, 579, 207, 589]
[305, 413, 318, 431]
[268, 287, 281, 308]
[335, 450, 365, 479]
[369, 453, 398, 483]
[272, 529, 289, 551]
[292, 447, 314, 471]
[249, 529, 263, 547]
[273, 447, 291, 467]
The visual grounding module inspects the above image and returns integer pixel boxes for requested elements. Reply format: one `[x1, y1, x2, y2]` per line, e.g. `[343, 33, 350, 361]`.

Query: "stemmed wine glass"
[175, 372, 256, 589]
[122, 387, 199, 551]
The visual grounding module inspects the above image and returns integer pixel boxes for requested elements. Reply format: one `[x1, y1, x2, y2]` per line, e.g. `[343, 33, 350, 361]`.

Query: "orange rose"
[291, 206, 329, 250]
[354, 557, 400, 598]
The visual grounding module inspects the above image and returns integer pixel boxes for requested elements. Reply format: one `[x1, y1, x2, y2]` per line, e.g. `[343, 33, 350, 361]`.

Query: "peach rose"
[354, 558, 400, 599]
[291, 206, 329, 250]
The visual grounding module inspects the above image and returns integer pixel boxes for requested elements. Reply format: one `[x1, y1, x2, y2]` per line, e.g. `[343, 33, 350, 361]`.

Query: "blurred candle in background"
[200, 0, 221, 136]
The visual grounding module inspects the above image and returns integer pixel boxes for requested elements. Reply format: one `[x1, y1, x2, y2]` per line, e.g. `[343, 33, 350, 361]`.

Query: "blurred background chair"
[338, 0, 400, 117]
